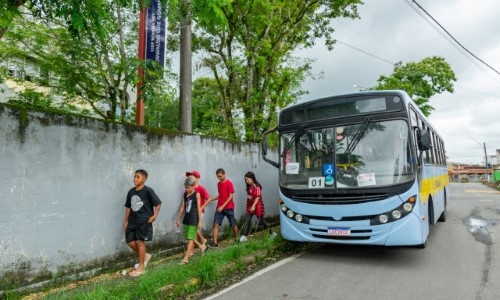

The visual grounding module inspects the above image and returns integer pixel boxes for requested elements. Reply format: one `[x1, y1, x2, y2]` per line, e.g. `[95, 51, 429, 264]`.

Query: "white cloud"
[297, 0, 500, 164]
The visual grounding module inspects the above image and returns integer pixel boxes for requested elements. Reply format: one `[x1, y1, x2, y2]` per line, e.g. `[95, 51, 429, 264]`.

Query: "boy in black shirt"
[123, 169, 162, 277]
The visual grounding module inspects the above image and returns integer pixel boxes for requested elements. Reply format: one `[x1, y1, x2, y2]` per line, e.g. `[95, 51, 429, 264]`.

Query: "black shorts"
[213, 209, 237, 227]
[125, 222, 153, 243]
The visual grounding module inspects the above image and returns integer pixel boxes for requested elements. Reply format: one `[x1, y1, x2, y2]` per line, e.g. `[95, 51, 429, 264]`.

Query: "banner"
[145, 0, 166, 68]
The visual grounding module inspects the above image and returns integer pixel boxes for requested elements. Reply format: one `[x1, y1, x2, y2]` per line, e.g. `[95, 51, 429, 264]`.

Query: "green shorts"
[184, 225, 197, 240]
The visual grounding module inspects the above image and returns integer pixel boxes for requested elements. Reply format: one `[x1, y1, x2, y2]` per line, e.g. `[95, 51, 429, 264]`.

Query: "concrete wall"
[0, 103, 279, 287]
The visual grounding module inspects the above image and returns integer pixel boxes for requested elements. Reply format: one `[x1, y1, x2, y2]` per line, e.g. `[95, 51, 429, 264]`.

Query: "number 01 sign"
[308, 177, 325, 188]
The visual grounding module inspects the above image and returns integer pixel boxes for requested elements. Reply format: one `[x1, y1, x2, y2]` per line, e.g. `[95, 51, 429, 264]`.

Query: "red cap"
[185, 171, 200, 178]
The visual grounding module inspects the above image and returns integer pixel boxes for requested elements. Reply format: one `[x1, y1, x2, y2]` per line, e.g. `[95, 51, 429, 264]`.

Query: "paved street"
[205, 183, 500, 300]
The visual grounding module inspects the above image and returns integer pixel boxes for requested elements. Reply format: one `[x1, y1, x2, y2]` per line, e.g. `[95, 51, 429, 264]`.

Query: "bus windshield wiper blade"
[281, 125, 306, 157]
[345, 116, 371, 155]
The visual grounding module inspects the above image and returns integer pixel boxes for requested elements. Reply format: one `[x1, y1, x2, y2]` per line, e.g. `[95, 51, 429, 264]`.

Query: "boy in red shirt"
[204, 168, 238, 248]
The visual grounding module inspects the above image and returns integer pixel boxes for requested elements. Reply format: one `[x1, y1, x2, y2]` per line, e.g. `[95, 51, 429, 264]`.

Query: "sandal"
[178, 260, 189, 265]
[129, 270, 144, 277]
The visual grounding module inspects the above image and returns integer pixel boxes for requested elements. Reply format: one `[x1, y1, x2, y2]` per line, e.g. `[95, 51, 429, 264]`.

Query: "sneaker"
[269, 232, 278, 240]
[207, 241, 218, 248]
[239, 235, 247, 242]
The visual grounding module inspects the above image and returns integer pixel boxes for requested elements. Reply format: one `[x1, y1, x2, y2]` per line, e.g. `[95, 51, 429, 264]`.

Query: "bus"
[262, 90, 448, 247]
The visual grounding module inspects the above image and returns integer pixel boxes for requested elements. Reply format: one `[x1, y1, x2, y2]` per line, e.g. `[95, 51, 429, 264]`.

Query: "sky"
[295, 0, 500, 165]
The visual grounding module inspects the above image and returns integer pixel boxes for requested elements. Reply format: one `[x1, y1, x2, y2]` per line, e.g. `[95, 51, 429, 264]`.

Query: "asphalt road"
[205, 183, 500, 300]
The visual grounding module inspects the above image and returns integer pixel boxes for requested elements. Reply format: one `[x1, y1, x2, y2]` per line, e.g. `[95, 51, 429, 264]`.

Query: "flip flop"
[129, 270, 144, 277]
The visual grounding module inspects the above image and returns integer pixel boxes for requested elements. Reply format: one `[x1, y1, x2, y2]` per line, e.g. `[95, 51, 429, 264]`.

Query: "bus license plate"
[328, 227, 351, 236]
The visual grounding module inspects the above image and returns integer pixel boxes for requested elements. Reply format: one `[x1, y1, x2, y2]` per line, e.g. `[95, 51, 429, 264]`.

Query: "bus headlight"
[281, 204, 288, 212]
[294, 214, 303, 222]
[286, 210, 295, 218]
[403, 203, 413, 212]
[370, 195, 417, 225]
[379, 214, 389, 224]
[391, 209, 402, 219]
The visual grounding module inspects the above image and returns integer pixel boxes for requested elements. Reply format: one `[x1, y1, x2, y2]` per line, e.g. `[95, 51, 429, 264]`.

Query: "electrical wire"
[404, 0, 500, 83]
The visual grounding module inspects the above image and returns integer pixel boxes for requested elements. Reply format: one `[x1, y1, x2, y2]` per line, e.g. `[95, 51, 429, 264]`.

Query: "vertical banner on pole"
[145, 0, 166, 68]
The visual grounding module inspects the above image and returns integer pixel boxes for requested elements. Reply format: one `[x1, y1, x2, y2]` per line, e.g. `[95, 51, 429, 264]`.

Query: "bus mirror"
[262, 127, 279, 168]
[417, 129, 431, 151]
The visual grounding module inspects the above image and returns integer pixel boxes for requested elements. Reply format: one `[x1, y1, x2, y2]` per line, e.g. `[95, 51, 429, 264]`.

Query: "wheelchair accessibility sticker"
[323, 164, 335, 176]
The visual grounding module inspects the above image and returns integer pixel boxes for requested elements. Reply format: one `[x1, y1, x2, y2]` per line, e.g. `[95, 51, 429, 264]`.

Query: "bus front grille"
[311, 234, 370, 240]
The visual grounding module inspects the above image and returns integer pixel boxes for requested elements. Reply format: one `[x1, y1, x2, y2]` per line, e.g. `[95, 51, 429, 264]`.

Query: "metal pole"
[179, 0, 192, 133]
[483, 142, 489, 182]
[136, 5, 146, 126]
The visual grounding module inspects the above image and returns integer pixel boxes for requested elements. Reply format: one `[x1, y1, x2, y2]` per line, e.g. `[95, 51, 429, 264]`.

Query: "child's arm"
[196, 193, 202, 229]
[123, 207, 131, 232]
[176, 197, 185, 228]
[250, 196, 260, 212]
[148, 203, 162, 224]
[202, 195, 219, 210]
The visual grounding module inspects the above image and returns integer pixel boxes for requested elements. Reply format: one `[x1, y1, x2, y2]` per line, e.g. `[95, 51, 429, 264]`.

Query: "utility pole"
[483, 142, 490, 182]
[179, 0, 192, 133]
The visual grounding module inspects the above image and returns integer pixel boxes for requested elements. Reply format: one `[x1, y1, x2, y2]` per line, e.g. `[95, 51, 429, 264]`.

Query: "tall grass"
[27, 228, 302, 300]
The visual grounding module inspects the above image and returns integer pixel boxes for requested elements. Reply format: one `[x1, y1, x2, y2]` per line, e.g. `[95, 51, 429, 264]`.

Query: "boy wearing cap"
[186, 171, 210, 246]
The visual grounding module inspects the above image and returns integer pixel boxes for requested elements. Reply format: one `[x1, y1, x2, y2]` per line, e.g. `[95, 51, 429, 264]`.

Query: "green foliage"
[7, 88, 91, 115]
[143, 82, 179, 129]
[0, 2, 165, 121]
[191, 77, 238, 139]
[192, 0, 362, 142]
[372, 56, 457, 116]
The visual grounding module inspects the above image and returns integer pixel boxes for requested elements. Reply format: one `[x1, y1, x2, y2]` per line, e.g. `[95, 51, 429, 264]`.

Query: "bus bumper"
[280, 211, 423, 246]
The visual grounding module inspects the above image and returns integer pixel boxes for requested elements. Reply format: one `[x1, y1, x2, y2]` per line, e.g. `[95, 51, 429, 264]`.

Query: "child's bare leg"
[127, 241, 138, 252]
[213, 223, 219, 244]
[136, 240, 146, 272]
[233, 225, 239, 239]
[182, 240, 194, 262]
[197, 231, 207, 245]
[193, 239, 204, 249]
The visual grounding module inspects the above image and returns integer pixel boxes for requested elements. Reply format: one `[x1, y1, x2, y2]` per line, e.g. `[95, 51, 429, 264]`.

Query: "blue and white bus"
[262, 90, 448, 247]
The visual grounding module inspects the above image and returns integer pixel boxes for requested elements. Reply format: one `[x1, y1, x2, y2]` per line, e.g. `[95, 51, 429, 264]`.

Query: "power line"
[407, 0, 500, 77]
[336, 40, 395, 66]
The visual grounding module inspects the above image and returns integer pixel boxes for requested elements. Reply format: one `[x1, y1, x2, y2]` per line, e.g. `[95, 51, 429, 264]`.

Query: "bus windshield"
[280, 119, 415, 189]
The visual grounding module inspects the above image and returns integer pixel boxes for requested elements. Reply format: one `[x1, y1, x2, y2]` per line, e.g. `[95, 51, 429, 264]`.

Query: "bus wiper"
[345, 116, 371, 155]
[281, 125, 306, 157]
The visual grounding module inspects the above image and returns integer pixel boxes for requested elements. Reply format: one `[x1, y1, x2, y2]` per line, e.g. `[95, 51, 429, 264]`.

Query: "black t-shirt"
[125, 185, 161, 225]
[182, 191, 199, 226]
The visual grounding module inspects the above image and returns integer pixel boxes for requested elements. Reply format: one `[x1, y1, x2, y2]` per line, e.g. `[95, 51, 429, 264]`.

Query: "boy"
[204, 168, 238, 248]
[185, 171, 209, 246]
[123, 169, 162, 277]
[176, 177, 206, 264]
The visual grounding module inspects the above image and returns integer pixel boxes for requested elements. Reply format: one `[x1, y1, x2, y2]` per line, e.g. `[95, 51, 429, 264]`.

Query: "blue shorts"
[214, 209, 237, 227]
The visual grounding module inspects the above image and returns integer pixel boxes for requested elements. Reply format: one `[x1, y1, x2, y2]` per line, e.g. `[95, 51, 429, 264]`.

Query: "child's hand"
[176, 219, 180, 227]
[198, 222, 202, 230]
[123, 222, 127, 232]
[148, 216, 156, 223]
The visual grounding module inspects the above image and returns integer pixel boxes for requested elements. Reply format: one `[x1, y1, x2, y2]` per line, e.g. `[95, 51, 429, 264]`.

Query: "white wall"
[0, 104, 279, 286]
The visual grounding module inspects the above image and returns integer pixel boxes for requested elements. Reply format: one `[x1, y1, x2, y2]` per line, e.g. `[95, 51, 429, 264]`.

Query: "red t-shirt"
[246, 185, 265, 216]
[195, 184, 209, 212]
[217, 179, 235, 209]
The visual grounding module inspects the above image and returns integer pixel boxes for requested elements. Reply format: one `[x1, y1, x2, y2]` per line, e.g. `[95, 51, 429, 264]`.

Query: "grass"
[15, 227, 308, 300]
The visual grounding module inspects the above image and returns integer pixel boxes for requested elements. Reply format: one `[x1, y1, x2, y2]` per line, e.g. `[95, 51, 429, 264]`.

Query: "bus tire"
[438, 194, 447, 222]
[416, 238, 427, 249]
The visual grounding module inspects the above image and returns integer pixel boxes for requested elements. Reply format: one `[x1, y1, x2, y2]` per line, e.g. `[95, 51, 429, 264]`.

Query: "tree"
[372, 56, 457, 116]
[191, 0, 362, 142]
[1, 1, 169, 121]
[0, 0, 112, 40]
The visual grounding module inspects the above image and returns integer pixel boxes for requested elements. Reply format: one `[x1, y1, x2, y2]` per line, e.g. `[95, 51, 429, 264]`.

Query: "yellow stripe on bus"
[420, 174, 449, 203]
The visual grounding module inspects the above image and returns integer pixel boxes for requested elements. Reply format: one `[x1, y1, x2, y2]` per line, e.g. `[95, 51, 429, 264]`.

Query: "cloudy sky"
[296, 0, 500, 165]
